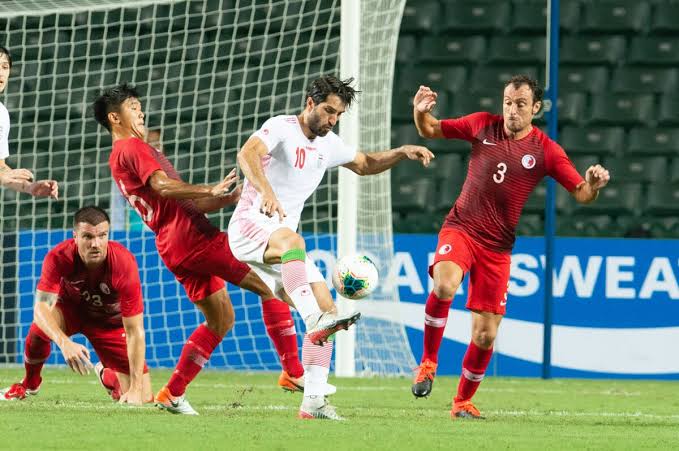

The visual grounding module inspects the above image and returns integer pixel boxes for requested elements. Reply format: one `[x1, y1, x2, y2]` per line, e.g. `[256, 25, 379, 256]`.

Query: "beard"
[308, 111, 331, 137]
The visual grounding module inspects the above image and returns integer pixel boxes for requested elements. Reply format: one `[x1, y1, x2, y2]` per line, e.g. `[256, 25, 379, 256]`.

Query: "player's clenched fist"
[260, 189, 286, 222]
[413, 85, 438, 114]
[585, 164, 610, 190]
[210, 168, 239, 198]
[59, 339, 93, 375]
[399, 145, 435, 167]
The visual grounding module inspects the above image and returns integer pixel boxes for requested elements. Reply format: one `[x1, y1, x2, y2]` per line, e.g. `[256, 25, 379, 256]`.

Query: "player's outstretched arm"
[148, 168, 237, 200]
[0, 161, 58, 199]
[237, 136, 286, 221]
[413, 85, 446, 139]
[119, 313, 146, 406]
[193, 170, 242, 213]
[34, 290, 93, 375]
[343, 145, 434, 176]
[572, 164, 611, 204]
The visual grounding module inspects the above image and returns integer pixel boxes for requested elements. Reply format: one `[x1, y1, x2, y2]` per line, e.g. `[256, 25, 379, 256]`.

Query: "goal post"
[0, 0, 414, 376]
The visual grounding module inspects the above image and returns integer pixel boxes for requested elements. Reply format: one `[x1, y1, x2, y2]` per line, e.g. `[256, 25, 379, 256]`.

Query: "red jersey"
[37, 239, 143, 328]
[440, 112, 584, 253]
[109, 137, 220, 269]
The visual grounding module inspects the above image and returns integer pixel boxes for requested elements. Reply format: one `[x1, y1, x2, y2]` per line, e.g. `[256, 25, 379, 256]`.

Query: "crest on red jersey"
[100, 283, 110, 295]
[522, 154, 536, 169]
[438, 244, 453, 255]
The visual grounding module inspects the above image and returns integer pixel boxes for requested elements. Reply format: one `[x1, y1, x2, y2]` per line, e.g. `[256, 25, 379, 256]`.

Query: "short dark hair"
[305, 75, 359, 109]
[505, 74, 544, 104]
[73, 206, 110, 228]
[0, 46, 12, 68]
[92, 82, 140, 132]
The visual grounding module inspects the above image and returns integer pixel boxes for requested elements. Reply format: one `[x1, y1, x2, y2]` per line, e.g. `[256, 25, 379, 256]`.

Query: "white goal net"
[0, 0, 414, 376]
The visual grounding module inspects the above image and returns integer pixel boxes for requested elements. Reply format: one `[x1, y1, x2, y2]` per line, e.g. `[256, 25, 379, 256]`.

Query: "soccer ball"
[332, 254, 379, 300]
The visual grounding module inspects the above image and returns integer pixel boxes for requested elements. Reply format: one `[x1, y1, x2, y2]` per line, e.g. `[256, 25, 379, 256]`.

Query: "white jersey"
[0, 101, 10, 160]
[232, 115, 357, 230]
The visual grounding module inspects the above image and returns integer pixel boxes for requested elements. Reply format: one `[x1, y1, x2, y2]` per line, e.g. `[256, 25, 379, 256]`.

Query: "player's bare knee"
[433, 278, 461, 299]
[281, 233, 306, 253]
[472, 329, 496, 350]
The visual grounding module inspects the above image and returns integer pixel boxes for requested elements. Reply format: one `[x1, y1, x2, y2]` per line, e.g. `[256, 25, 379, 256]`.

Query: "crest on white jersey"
[522, 154, 536, 169]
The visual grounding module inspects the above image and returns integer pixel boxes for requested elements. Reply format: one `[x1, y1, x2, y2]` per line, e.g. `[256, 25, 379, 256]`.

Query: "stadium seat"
[396, 35, 417, 64]
[444, 0, 510, 34]
[419, 36, 486, 65]
[627, 127, 679, 156]
[560, 126, 625, 156]
[671, 159, 679, 183]
[559, 66, 609, 96]
[435, 179, 465, 214]
[488, 36, 546, 64]
[628, 37, 679, 65]
[603, 156, 668, 183]
[447, 91, 502, 121]
[427, 154, 464, 181]
[560, 36, 627, 66]
[397, 66, 466, 94]
[649, 2, 679, 35]
[523, 182, 547, 214]
[581, 1, 650, 34]
[400, 0, 441, 35]
[392, 179, 436, 213]
[534, 93, 586, 127]
[646, 183, 679, 216]
[570, 155, 601, 173]
[395, 212, 442, 234]
[588, 94, 655, 126]
[558, 215, 617, 238]
[469, 66, 541, 94]
[611, 68, 678, 94]
[657, 96, 679, 126]
[511, 0, 581, 34]
[516, 214, 543, 236]
[574, 183, 642, 216]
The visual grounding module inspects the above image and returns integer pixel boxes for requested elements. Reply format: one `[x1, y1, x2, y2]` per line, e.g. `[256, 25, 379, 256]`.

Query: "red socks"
[167, 324, 222, 397]
[22, 323, 51, 390]
[421, 292, 452, 364]
[454, 341, 494, 402]
[101, 367, 122, 400]
[262, 298, 304, 378]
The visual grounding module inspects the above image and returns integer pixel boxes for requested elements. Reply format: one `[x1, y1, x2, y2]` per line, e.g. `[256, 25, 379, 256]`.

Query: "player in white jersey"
[0, 46, 58, 199]
[229, 75, 433, 420]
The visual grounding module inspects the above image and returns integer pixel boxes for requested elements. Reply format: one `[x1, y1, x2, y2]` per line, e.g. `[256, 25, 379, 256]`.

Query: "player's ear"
[532, 100, 542, 115]
[107, 111, 121, 126]
[305, 97, 315, 111]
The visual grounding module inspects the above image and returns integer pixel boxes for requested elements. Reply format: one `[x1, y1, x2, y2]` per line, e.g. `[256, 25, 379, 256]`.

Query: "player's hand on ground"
[0, 168, 34, 185]
[585, 164, 610, 190]
[119, 387, 144, 406]
[29, 180, 59, 199]
[400, 145, 435, 167]
[413, 86, 438, 113]
[211, 168, 239, 198]
[59, 339, 94, 375]
[261, 189, 286, 222]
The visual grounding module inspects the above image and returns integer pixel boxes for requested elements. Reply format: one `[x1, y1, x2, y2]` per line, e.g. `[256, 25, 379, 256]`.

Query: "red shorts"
[170, 232, 251, 302]
[54, 302, 149, 375]
[429, 227, 511, 315]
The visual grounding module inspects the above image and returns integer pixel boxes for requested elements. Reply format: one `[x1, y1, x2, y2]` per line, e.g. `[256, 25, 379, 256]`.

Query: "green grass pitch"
[1, 367, 678, 450]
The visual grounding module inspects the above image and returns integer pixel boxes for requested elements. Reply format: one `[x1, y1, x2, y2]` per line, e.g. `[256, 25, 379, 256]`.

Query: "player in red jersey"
[93, 83, 333, 415]
[0, 206, 153, 405]
[410, 75, 610, 419]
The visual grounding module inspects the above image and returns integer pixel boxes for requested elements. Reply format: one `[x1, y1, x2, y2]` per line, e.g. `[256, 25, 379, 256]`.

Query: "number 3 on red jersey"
[493, 162, 507, 184]
[118, 179, 154, 222]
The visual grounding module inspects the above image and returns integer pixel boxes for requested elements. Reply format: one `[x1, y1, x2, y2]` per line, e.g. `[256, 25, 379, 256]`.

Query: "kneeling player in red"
[0, 206, 153, 405]
[411, 75, 610, 419]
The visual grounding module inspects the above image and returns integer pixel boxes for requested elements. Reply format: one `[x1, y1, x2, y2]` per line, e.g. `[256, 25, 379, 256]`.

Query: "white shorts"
[227, 213, 325, 298]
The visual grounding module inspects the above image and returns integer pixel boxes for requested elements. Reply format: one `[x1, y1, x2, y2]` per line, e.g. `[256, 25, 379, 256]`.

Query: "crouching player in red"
[0, 206, 153, 405]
